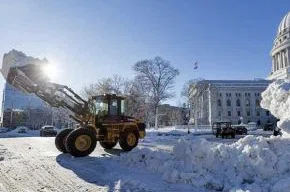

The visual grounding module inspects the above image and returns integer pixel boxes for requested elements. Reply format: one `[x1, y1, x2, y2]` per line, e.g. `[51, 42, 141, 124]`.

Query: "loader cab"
[89, 94, 125, 117]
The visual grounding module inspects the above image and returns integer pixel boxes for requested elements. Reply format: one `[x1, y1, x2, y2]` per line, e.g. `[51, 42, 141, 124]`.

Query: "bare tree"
[123, 79, 147, 119]
[182, 79, 208, 127]
[83, 75, 125, 98]
[133, 56, 179, 128]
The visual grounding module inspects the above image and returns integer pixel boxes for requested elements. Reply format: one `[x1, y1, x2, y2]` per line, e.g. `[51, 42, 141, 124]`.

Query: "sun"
[42, 64, 58, 81]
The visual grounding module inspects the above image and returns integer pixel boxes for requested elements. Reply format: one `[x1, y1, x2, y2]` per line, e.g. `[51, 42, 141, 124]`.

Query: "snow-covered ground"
[0, 126, 279, 192]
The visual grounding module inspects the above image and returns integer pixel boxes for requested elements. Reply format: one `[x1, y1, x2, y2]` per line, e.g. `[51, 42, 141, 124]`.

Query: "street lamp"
[239, 116, 243, 124]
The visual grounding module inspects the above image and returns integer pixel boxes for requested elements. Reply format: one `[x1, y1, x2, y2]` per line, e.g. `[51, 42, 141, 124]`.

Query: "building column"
[286, 47, 290, 66]
[278, 53, 281, 70]
[274, 56, 277, 72]
[208, 85, 212, 125]
[280, 52, 284, 69]
[272, 57, 274, 72]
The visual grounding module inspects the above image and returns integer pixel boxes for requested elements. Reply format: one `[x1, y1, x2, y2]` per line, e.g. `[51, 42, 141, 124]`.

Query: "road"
[0, 136, 195, 192]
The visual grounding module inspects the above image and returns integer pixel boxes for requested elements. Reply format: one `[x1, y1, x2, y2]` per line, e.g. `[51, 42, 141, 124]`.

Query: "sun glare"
[43, 64, 58, 81]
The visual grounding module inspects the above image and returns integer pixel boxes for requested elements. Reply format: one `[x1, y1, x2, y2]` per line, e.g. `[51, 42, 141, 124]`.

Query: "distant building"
[268, 11, 290, 80]
[158, 104, 189, 126]
[1, 83, 51, 128]
[189, 80, 276, 126]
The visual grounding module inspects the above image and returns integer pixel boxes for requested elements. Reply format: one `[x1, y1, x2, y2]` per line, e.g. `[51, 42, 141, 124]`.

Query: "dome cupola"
[268, 11, 290, 80]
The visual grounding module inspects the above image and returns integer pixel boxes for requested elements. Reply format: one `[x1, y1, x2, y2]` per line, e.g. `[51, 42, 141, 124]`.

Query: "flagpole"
[188, 61, 199, 134]
[194, 61, 198, 133]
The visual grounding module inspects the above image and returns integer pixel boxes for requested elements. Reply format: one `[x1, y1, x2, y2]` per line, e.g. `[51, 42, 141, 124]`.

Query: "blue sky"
[0, 0, 289, 106]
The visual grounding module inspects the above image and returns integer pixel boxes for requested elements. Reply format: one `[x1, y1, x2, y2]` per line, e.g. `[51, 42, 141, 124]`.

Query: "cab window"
[95, 99, 108, 115]
[110, 99, 118, 115]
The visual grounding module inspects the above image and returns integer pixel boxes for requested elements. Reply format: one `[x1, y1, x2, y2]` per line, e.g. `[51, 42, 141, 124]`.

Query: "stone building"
[190, 80, 276, 126]
[190, 11, 290, 126]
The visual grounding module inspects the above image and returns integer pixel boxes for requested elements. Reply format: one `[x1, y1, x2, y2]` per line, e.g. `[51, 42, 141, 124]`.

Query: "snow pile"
[261, 79, 290, 133]
[119, 136, 290, 191]
[1, 49, 48, 80]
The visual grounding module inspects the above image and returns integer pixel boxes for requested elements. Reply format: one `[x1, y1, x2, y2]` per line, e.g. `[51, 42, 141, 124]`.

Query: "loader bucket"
[5, 64, 49, 94]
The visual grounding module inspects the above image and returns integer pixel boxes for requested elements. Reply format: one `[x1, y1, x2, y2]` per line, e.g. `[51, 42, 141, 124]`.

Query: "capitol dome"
[277, 11, 290, 35]
[268, 11, 290, 80]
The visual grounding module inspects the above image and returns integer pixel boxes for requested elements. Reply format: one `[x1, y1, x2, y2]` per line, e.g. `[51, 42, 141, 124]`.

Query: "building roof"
[205, 79, 271, 88]
[277, 11, 290, 35]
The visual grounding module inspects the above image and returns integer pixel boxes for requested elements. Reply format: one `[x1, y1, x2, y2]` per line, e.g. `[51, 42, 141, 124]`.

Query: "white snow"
[261, 79, 290, 134]
[0, 125, 288, 192]
[1, 49, 48, 80]
[119, 134, 290, 192]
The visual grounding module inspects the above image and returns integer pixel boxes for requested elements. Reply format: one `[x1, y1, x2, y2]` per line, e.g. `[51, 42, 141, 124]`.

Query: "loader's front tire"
[66, 128, 96, 157]
[99, 141, 117, 149]
[55, 128, 74, 153]
[119, 130, 139, 151]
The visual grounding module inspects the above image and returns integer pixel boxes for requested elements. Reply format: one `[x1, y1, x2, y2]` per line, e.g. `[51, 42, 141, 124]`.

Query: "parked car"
[233, 125, 248, 135]
[16, 126, 28, 133]
[212, 121, 236, 139]
[263, 123, 275, 131]
[40, 126, 57, 137]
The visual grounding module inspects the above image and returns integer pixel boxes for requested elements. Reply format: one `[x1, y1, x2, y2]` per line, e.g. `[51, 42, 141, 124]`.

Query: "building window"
[218, 111, 221, 117]
[229, 93, 231, 97]
[247, 111, 251, 116]
[246, 99, 250, 106]
[228, 111, 231, 117]
[237, 111, 241, 116]
[227, 99, 231, 107]
[256, 110, 260, 116]
[256, 99, 260, 107]
[266, 111, 270, 116]
[217, 99, 222, 107]
[219, 93, 222, 97]
[236, 99, 241, 107]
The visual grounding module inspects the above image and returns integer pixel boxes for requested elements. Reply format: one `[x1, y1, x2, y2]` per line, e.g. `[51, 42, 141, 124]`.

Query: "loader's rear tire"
[119, 130, 139, 151]
[99, 141, 117, 149]
[66, 128, 96, 157]
[55, 128, 74, 153]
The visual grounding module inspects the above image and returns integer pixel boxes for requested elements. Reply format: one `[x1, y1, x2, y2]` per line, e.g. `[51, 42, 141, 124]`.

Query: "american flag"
[193, 61, 198, 69]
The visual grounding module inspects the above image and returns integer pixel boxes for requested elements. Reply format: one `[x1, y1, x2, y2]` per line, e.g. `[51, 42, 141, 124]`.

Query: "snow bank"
[118, 135, 290, 191]
[261, 79, 290, 134]
[1, 49, 48, 80]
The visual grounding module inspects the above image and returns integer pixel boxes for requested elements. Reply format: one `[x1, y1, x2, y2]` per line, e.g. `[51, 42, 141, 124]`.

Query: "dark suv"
[263, 123, 275, 131]
[212, 122, 236, 139]
[40, 126, 57, 137]
[233, 125, 248, 135]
